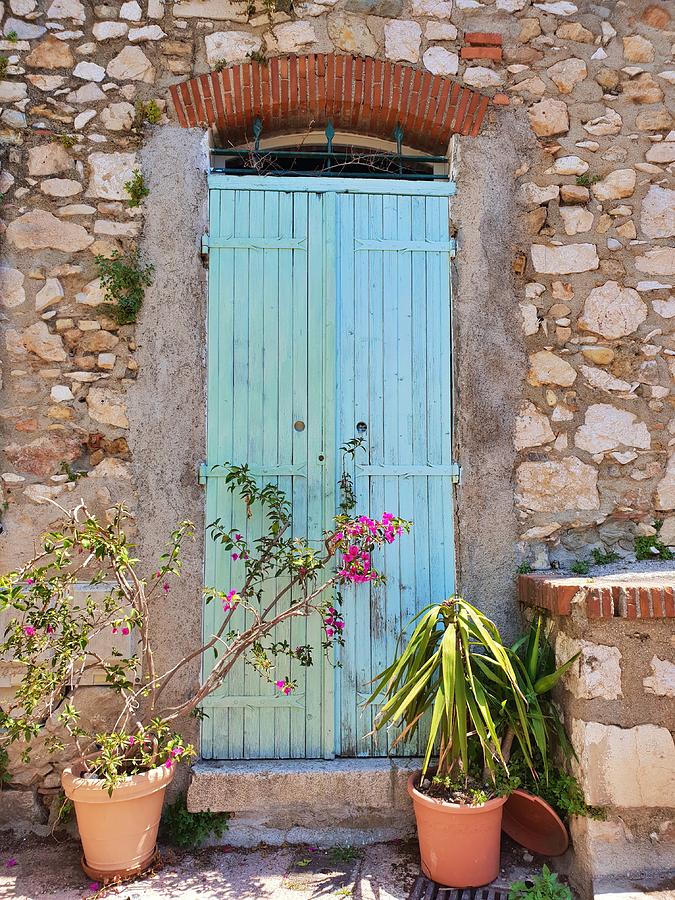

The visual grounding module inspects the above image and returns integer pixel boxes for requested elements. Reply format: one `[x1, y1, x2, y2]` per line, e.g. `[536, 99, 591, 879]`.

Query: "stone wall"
[520, 571, 675, 894]
[0, 0, 673, 837]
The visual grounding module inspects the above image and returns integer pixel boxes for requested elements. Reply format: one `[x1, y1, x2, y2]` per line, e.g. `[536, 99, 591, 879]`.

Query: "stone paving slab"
[0, 836, 419, 900]
[0, 835, 539, 900]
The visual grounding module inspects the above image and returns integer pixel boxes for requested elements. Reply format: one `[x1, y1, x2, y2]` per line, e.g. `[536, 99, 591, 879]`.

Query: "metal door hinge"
[450, 462, 461, 484]
[201, 233, 209, 264]
[198, 462, 208, 485]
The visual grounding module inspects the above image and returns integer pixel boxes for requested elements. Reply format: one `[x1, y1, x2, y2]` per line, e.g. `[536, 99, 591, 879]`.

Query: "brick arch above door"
[169, 54, 492, 153]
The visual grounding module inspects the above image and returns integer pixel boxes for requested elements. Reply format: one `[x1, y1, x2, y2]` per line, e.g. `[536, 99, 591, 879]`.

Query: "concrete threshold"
[187, 757, 421, 847]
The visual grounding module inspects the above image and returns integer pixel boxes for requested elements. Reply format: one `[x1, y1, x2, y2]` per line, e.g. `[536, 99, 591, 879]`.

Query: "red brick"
[585, 590, 602, 619]
[465, 31, 503, 45]
[460, 46, 503, 60]
[169, 84, 188, 128]
[600, 587, 613, 618]
[639, 587, 651, 618]
[651, 588, 665, 618]
[492, 93, 510, 106]
[625, 587, 638, 619]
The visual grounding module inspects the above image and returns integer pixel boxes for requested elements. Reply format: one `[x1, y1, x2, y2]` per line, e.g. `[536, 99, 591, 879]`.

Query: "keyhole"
[356, 422, 367, 434]
[294, 420, 305, 432]
[318, 454, 325, 462]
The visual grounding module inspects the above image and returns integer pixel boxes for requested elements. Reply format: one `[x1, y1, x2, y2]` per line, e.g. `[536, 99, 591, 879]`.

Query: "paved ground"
[0, 834, 538, 900]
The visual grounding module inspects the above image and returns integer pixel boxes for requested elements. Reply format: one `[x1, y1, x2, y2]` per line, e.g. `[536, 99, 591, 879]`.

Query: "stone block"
[643, 656, 675, 698]
[570, 815, 675, 881]
[572, 720, 675, 808]
[0, 790, 45, 833]
[555, 633, 622, 700]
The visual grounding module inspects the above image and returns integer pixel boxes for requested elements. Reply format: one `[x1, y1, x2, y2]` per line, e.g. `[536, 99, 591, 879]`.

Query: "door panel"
[202, 187, 334, 759]
[335, 191, 456, 757]
[204, 177, 455, 760]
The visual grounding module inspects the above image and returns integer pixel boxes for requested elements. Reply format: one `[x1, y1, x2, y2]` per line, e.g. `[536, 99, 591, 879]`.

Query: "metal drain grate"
[408, 875, 509, 900]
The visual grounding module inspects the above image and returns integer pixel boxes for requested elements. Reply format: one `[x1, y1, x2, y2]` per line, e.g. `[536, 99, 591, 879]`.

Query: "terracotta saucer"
[80, 846, 161, 884]
[502, 789, 569, 856]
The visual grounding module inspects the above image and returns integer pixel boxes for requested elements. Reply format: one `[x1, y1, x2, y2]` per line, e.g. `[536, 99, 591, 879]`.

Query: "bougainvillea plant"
[0, 464, 410, 792]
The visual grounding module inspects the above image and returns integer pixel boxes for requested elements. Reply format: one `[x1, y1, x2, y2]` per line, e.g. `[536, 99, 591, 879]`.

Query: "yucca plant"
[504, 615, 580, 779]
[366, 597, 534, 783]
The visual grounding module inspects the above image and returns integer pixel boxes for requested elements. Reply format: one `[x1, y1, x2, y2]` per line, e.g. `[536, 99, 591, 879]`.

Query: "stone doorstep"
[187, 757, 421, 846]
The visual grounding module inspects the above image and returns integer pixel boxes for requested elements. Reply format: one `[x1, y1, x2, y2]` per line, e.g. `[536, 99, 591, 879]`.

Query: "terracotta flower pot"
[62, 763, 174, 880]
[407, 773, 507, 888]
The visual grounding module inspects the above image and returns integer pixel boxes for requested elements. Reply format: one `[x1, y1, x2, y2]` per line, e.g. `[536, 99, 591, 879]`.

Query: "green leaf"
[534, 652, 580, 695]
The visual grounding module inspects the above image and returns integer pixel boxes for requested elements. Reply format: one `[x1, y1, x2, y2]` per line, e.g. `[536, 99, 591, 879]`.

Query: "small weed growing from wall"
[570, 559, 590, 576]
[59, 135, 77, 149]
[95, 250, 154, 325]
[575, 173, 600, 187]
[248, 49, 268, 65]
[5, 30, 18, 43]
[517, 561, 533, 575]
[213, 58, 227, 72]
[590, 548, 620, 566]
[635, 520, 674, 561]
[124, 169, 149, 208]
[59, 462, 86, 483]
[246, 0, 288, 21]
[0, 57, 8, 77]
[134, 99, 162, 128]
[160, 794, 230, 848]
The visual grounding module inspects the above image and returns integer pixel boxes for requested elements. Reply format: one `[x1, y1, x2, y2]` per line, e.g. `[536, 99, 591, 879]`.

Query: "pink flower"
[129, 736, 135, 746]
[121, 627, 130, 636]
[171, 747, 184, 758]
[46, 625, 55, 634]
[165, 759, 173, 768]
[89, 883, 99, 892]
[23, 626, 35, 637]
[283, 685, 292, 695]
[235, 533, 243, 541]
[25, 578, 34, 585]
[382, 512, 394, 525]
[231, 553, 239, 561]
[6, 859, 17, 868]
[325, 628, 334, 637]
[336, 622, 345, 631]
[155, 571, 161, 579]
[162, 582, 170, 593]
[275, 680, 285, 690]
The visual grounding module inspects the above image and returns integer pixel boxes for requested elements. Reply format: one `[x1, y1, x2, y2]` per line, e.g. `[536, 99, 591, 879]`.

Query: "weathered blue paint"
[204, 177, 455, 760]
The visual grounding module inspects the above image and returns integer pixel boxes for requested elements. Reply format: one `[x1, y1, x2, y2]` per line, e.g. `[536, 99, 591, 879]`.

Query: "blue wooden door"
[203, 176, 456, 760]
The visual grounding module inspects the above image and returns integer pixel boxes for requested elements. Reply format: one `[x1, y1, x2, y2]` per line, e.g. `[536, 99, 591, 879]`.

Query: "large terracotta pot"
[407, 773, 507, 888]
[62, 764, 174, 880]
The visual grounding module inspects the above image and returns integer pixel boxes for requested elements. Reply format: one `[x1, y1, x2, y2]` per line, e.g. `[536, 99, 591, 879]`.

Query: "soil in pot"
[408, 772, 507, 889]
[62, 764, 174, 880]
